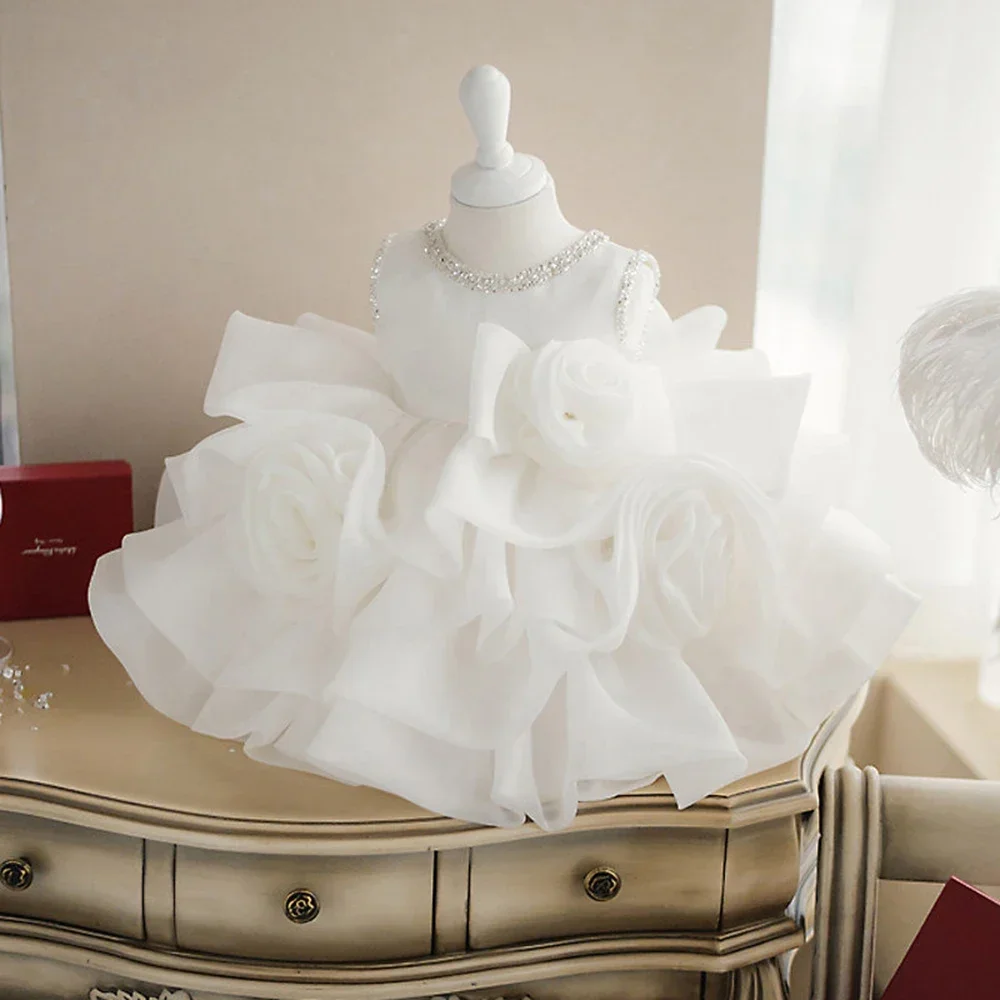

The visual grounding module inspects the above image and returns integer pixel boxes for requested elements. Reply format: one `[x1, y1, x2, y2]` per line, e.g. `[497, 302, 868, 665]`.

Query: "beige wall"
[0, 0, 773, 526]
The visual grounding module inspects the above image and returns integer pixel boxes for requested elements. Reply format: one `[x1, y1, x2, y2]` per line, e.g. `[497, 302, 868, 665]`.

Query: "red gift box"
[881, 877, 1000, 999]
[0, 461, 133, 621]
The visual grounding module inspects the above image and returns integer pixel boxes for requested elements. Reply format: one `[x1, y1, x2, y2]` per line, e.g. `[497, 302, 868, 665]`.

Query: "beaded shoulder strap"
[615, 250, 661, 356]
[369, 232, 396, 326]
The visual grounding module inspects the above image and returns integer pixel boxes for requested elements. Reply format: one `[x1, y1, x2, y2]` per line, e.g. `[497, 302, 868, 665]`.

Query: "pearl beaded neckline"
[421, 219, 609, 294]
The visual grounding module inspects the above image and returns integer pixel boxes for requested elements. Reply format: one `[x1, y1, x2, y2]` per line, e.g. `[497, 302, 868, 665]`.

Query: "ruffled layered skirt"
[90, 311, 916, 830]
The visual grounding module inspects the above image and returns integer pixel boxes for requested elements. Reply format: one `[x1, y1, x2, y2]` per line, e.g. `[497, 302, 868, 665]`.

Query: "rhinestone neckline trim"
[422, 219, 609, 294]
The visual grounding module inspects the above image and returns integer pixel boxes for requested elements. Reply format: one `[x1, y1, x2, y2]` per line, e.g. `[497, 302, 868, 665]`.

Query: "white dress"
[89, 221, 917, 830]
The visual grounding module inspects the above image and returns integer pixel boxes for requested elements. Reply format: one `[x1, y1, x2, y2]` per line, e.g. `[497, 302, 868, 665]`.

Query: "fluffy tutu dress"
[90, 223, 917, 830]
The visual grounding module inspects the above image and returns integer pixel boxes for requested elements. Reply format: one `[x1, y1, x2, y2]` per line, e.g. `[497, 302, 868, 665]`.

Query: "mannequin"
[442, 65, 585, 275]
[442, 183, 585, 276]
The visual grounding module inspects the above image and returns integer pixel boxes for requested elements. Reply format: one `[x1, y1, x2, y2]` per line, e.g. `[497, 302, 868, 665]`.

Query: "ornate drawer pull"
[284, 887, 320, 923]
[0, 858, 32, 891]
[584, 866, 622, 902]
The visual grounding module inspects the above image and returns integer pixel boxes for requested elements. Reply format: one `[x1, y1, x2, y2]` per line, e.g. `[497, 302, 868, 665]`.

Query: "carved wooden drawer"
[0, 813, 142, 939]
[173, 846, 435, 961]
[468, 827, 726, 949]
[719, 817, 802, 929]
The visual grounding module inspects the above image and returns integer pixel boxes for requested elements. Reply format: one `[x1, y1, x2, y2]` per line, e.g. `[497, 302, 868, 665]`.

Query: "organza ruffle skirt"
[90, 311, 916, 830]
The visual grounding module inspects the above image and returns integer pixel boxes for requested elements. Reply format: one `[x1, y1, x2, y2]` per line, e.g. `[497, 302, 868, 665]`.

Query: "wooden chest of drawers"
[0, 618, 860, 1000]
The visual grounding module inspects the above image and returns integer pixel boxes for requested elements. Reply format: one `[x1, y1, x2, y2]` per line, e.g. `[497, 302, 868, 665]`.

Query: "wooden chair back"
[812, 763, 1000, 999]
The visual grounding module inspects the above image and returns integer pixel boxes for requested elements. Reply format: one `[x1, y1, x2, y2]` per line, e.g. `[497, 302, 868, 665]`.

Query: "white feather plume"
[898, 287, 1000, 489]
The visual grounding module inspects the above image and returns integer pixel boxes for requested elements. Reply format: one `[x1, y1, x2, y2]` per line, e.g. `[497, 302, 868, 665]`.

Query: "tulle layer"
[90, 311, 917, 830]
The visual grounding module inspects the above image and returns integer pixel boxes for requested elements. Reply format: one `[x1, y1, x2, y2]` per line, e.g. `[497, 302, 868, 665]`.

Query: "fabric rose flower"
[470, 323, 674, 483]
[605, 456, 781, 650]
[240, 414, 388, 618]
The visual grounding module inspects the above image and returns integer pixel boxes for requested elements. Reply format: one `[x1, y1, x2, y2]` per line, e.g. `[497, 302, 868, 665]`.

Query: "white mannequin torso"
[366, 64, 666, 423]
[442, 182, 584, 275]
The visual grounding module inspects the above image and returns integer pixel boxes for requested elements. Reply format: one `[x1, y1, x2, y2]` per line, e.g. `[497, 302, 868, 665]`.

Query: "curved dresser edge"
[0, 917, 804, 999]
[0, 780, 816, 854]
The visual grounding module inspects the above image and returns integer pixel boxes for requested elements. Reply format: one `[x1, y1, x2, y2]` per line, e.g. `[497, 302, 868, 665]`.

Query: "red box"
[882, 877, 1000, 999]
[0, 461, 133, 621]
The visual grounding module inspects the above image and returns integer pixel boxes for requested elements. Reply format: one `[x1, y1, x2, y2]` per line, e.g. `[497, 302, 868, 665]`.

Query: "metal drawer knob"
[284, 888, 320, 924]
[584, 866, 622, 902]
[0, 858, 33, 892]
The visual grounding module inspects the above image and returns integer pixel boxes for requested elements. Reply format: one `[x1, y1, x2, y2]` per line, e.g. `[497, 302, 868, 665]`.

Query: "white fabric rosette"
[90, 312, 403, 740]
[475, 323, 674, 479]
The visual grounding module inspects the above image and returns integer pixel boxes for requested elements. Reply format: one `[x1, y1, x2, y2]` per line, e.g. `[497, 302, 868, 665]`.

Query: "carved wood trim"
[811, 764, 880, 1000]
[724, 956, 789, 999]
[90, 990, 192, 1000]
[0, 780, 817, 855]
[0, 915, 803, 1000]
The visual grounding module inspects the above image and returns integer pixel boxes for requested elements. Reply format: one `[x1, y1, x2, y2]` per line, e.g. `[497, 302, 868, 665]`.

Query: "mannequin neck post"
[442, 183, 585, 274]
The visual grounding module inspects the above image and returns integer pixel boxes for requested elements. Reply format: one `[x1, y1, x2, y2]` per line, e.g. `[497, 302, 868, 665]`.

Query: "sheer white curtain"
[757, 0, 1000, 681]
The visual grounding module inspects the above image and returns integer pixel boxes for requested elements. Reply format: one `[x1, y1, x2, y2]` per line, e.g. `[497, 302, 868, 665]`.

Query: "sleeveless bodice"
[371, 223, 659, 422]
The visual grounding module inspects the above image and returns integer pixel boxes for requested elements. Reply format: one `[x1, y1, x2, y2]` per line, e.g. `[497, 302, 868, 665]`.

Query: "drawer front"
[469, 828, 725, 949]
[175, 847, 434, 961]
[0, 813, 143, 938]
[721, 816, 801, 929]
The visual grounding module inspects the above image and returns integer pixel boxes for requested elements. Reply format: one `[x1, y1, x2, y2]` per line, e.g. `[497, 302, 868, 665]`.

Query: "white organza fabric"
[89, 229, 917, 830]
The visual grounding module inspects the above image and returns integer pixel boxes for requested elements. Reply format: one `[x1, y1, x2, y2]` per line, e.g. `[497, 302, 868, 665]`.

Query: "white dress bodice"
[372, 222, 661, 422]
